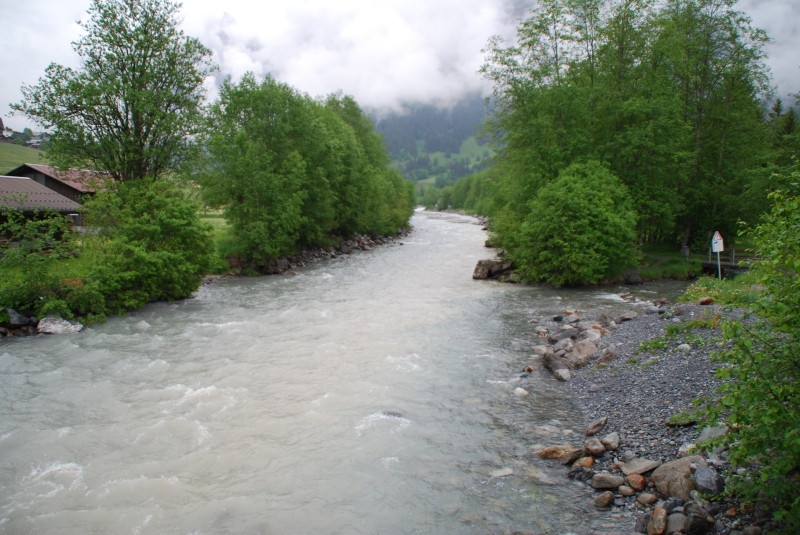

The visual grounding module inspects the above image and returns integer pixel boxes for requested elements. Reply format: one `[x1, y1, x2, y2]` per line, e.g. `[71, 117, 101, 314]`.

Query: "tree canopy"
[12, 0, 215, 182]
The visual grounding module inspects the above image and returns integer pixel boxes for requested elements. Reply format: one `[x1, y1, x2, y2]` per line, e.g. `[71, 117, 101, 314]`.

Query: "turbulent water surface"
[0, 212, 690, 534]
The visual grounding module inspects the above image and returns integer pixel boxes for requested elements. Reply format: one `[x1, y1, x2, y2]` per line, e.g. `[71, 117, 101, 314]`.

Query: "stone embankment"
[1, 308, 84, 337]
[522, 299, 771, 535]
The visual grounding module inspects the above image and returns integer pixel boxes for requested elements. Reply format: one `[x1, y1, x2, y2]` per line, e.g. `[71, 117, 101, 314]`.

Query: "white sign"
[712, 231, 724, 253]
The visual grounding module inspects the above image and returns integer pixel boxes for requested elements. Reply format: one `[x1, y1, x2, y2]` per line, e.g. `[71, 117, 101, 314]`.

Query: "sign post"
[711, 231, 724, 280]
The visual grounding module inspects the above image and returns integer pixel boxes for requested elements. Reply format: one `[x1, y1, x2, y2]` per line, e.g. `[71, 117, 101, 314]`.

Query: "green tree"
[509, 162, 637, 285]
[22, 127, 33, 141]
[12, 0, 215, 182]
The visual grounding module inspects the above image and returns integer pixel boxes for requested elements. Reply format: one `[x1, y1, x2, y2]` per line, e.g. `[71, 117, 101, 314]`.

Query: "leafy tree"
[509, 162, 637, 285]
[22, 127, 33, 141]
[12, 0, 215, 182]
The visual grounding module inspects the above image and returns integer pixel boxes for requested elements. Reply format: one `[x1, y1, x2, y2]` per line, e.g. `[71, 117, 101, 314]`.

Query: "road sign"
[712, 231, 724, 253]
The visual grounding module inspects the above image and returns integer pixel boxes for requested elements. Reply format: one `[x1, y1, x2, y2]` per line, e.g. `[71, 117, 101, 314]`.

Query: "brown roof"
[0, 176, 82, 212]
[12, 163, 102, 193]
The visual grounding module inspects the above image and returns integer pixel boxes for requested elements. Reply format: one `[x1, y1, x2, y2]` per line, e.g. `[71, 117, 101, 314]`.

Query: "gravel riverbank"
[524, 300, 774, 535]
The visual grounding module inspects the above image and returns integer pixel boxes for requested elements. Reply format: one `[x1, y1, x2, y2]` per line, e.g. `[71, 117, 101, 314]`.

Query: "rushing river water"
[0, 211, 690, 534]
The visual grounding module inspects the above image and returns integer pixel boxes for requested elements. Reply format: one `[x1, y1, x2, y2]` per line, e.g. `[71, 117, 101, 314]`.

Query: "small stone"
[560, 448, 586, 465]
[532, 345, 549, 355]
[573, 456, 594, 468]
[514, 387, 529, 397]
[666, 513, 687, 534]
[627, 473, 647, 491]
[590, 473, 625, 489]
[647, 507, 667, 535]
[537, 445, 574, 459]
[637, 492, 658, 506]
[596, 349, 620, 365]
[601, 432, 620, 451]
[585, 416, 608, 436]
[677, 344, 692, 353]
[742, 527, 762, 535]
[585, 438, 606, 457]
[565, 314, 581, 323]
[554, 337, 574, 352]
[622, 457, 662, 476]
[619, 485, 635, 496]
[621, 450, 636, 463]
[725, 507, 737, 517]
[592, 491, 615, 508]
[697, 297, 714, 305]
[553, 369, 571, 381]
[619, 310, 638, 322]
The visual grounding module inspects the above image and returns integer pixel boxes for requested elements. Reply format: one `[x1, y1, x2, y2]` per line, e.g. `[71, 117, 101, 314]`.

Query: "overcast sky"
[2, 0, 798, 131]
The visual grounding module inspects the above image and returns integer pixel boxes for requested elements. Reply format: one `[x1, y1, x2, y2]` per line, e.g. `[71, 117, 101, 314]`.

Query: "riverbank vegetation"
[421, 0, 799, 286]
[1, 0, 412, 323]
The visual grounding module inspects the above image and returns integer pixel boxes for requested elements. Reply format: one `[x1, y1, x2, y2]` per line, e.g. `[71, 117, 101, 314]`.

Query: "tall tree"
[12, 0, 215, 182]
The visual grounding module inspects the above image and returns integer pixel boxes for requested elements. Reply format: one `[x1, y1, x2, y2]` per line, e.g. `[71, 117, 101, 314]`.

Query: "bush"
[510, 161, 638, 285]
[701, 162, 800, 530]
[83, 179, 214, 314]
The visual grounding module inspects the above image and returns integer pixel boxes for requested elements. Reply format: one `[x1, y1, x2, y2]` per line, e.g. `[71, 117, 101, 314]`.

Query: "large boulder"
[565, 340, 599, 368]
[651, 455, 707, 500]
[6, 308, 30, 327]
[694, 467, 724, 495]
[37, 316, 84, 334]
[472, 259, 514, 280]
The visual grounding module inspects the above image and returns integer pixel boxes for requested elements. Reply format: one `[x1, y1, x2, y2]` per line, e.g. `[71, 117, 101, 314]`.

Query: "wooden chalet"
[5, 163, 102, 204]
[0, 176, 82, 215]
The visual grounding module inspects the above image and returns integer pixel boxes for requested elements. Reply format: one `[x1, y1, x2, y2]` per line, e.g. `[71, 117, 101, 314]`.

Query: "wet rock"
[625, 272, 644, 285]
[565, 314, 581, 323]
[36, 316, 84, 334]
[585, 438, 606, 457]
[532, 345, 550, 356]
[637, 492, 658, 506]
[684, 512, 715, 535]
[627, 473, 646, 491]
[635, 513, 652, 534]
[693, 467, 724, 495]
[666, 513, 687, 534]
[490, 467, 513, 478]
[472, 259, 514, 280]
[537, 445, 574, 459]
[592, 491, 615, 508]
[6, 308, 30, 327]
[560, 448, 586, 466]
[340, 245, 352, 254]
[548, 330, 575, 344]
[590, 473, 624, 489]
[544, 353, 571, 381]
[601, 432, 620, 451]
[619, 485, 635, 496]
[585, 416, 608, 436]
[651, 456, 707, 500]
[697, 297, 714, 305]
[573, 456, 594, 468]
[647, 507, 667, 535]
[621, 457, 662, 476]
[514, 387, 529, 397]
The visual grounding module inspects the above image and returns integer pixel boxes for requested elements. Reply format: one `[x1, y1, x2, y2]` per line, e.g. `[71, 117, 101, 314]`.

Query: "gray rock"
[677, 343, 692, 353]
[621, 457, 662, 475]
[645, 305, 661, 315]
[565, 339, 599, 368]
[6, 308, 30, 326]
[635, 513, 651, 534]
[554, 337, 574, 352]
[340, 245, 352, 254]
[697, 426, 728, 444]
[584, 438, 606, 457]
[625, 272, 643, 285]
[585, 416, 608, 436]
[667, 513, 687, 534]
[693, 467, 724, 495]
[601, 432, 620, 451]
[619, 310, 638, 322]
[36, 316, 85, 335]
[548, 330, 575, 344]
[565, 314, 581, 323]
[742, 527, 762, 535]
[684, 512, 715, 535]
[553, 369, 571, 381]
[590, 473, 624, 489]
[596, 348, 620, 365]
[575, 321, 599, 332]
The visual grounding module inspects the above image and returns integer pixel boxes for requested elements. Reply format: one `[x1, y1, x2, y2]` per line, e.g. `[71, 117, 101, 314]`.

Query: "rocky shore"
[520, 300, 772, 535]
[0, 309, 85, 337]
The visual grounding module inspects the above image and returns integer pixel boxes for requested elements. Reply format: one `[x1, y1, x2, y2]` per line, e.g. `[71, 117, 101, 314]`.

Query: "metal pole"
[717, 251, 721, 280]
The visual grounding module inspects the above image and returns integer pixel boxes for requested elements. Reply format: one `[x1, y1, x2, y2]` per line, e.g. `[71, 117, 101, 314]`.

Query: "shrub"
[83, 179, 214, 313]
[701, 162, 800, 530]
[511, 161, 638, 285]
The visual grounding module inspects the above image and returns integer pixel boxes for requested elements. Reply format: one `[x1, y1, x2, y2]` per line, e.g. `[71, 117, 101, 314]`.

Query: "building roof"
[9, 163, 102, 193]
[0, 176, 82, 212]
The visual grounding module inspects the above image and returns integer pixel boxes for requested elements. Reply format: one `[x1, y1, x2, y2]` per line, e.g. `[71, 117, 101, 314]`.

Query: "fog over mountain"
[2, 0, 798, 131]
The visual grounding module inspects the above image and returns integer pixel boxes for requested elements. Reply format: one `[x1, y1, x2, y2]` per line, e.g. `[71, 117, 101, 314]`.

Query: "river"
[0, 211, 690, 534]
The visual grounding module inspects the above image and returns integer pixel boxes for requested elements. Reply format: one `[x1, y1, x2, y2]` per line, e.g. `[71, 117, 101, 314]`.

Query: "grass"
[679, 274, 762, 308]
[638, 337, 669, 353]
[0, 143, 47, 173]
[666, 409, 701, 427]
[405, 136, 493, 186]
[640, 257, 701, 281]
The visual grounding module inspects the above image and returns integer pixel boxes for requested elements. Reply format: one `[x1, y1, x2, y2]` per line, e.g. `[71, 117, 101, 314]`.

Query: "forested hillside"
[441, 0, 800, 285]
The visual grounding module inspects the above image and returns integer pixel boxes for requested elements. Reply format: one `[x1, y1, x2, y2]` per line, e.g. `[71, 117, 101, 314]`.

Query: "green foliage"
[83, 180, 215, 313]
[196, 75, 413, 263]
[0, 200, 74, 317]
[640, 257, 701, 281]
[680, 274, 762, 308]
[12, 0, 215, 182]
[638, 337, 669, 353]
[481, 0, 774, 270]
[508, 162, 637, 285]
[700, 163, 800, 530]
[666, 409, 700, 427]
